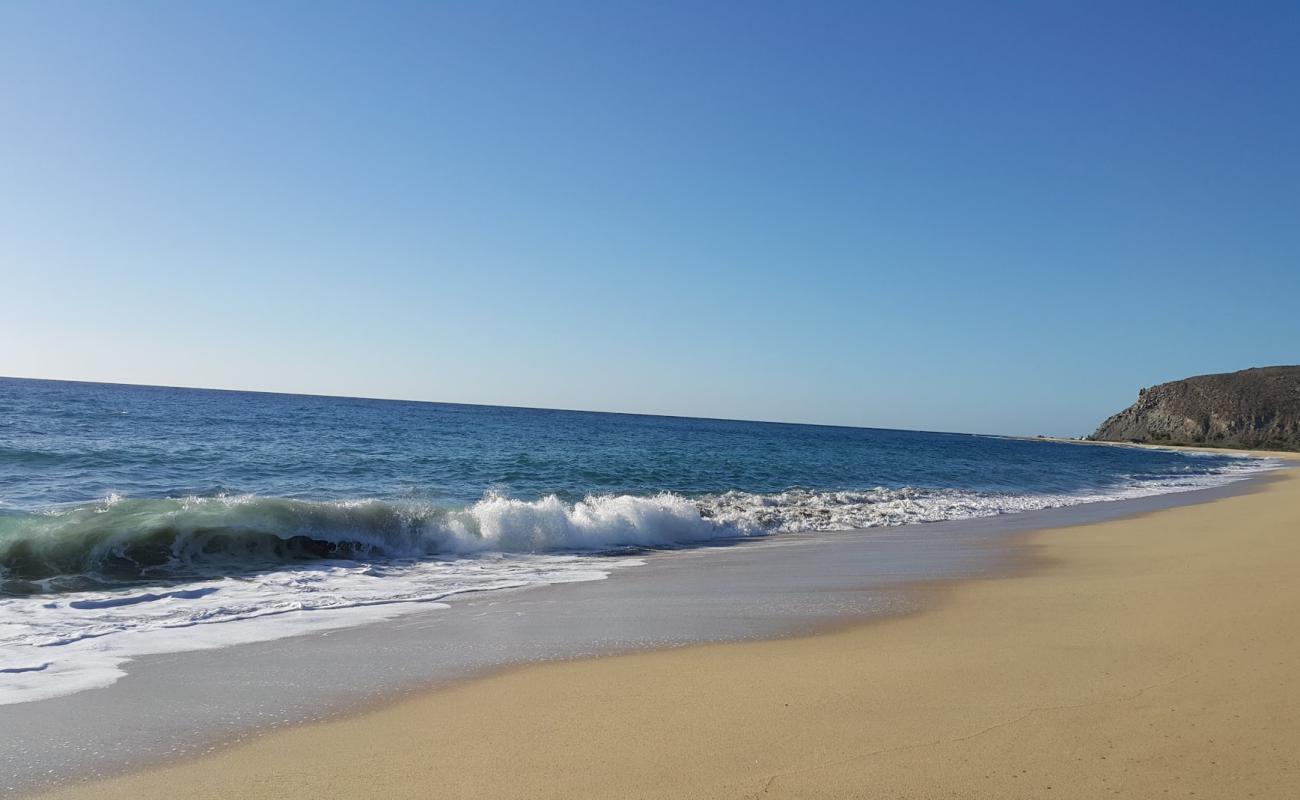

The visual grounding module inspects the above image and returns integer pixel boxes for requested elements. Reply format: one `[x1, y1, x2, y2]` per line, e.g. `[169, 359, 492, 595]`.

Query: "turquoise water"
[0, 377, 1274, 703]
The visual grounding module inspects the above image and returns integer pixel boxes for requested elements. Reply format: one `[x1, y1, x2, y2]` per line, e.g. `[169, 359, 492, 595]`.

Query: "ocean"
[0, 377, 1277, 704]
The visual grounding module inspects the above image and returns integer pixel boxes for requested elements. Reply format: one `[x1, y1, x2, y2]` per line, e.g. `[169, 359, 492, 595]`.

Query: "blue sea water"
[0, 377, 1276, 703]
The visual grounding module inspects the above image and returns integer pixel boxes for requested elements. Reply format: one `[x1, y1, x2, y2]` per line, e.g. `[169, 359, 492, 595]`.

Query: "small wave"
[67, 587, 221, 610]
[0, 662, 50, 674]
[699, 486, 1021, 531]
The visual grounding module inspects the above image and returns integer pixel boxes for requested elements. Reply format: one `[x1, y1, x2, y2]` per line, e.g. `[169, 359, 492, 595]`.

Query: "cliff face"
[1091, 366, 1300, 451]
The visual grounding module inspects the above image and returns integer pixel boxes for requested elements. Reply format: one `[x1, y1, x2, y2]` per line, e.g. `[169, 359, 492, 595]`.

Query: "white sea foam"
[698, 456, 1281, 530]
[0, 554, 639, 705]
[442, 492, 733, 551]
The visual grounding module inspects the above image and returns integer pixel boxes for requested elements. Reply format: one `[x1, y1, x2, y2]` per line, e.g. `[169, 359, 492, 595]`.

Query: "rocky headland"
[1091, 366, 1300, 451]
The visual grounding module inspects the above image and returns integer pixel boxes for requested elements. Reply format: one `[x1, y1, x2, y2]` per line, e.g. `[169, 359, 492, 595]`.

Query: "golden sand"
[37, 458, 1300, 799]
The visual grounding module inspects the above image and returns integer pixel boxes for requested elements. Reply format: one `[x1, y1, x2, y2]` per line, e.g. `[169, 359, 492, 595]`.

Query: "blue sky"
[2, 1, 1297, 436]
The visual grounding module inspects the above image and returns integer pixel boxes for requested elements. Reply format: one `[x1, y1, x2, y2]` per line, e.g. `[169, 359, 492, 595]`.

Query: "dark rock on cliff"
[1090, 366, 1300, 451]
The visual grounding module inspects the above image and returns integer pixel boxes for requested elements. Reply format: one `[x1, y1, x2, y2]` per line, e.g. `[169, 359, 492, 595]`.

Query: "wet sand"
[29, 456, 1299, 798]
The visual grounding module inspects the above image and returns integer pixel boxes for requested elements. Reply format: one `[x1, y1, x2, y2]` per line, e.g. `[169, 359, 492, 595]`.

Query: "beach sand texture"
[34, 461, 1300, 799]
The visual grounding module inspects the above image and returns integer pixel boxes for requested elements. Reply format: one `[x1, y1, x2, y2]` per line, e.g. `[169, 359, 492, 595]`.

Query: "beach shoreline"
[18, 450, 1297, 799]
[11, 476, 1199, 795]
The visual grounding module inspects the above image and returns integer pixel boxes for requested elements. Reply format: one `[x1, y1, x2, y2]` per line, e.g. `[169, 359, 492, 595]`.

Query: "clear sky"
[2, 1, 1297, 436]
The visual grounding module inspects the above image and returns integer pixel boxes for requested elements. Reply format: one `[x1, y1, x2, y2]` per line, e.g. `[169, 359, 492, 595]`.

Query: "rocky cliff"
[1090, 366, 1300, 451]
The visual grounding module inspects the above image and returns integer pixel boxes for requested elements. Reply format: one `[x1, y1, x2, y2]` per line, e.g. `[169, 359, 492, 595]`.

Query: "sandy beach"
[26, 453, 1297, 800]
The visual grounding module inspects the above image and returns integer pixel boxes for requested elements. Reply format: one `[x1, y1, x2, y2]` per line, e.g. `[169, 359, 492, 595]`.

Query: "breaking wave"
[1, 455, 1277, 592]
[0, 456, 1281, 706]
[0, 492, 728, 589]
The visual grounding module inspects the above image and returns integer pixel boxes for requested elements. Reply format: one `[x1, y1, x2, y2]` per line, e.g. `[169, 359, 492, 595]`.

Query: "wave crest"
[0, 492, 746, 587]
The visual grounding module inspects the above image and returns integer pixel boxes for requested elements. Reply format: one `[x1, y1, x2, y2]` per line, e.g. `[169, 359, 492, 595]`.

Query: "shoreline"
[8, 439, 1265, 713]
[2, 485, 1076, 794]
[15, 453, 1295, 798]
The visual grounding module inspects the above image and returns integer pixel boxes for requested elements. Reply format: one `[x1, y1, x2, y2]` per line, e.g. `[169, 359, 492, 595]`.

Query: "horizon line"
[0, 373, 1005, 440]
